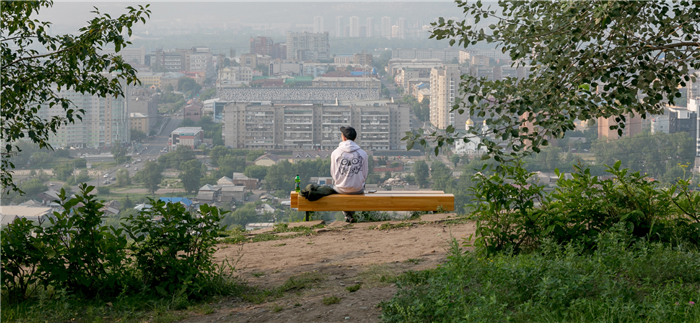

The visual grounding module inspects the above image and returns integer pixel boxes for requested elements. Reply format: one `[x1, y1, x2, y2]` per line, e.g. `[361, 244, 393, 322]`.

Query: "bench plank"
[290, 191, 444, 208]
[290, 191, 454, 212]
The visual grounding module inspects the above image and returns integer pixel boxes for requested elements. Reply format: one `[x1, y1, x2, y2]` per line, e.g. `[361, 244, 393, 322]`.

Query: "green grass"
[357, 264, 399, 287]
[403, 258, 424, 265]
[323, 295, 341, 305]
[345, 284, 362, 293]
[380, 231, 700, 323]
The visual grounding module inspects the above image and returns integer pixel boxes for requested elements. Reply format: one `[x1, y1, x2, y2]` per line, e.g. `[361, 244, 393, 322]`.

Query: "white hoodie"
[330, 140, 368, 194]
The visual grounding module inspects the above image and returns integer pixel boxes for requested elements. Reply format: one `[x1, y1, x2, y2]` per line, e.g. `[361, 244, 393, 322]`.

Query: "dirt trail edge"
[181, 214, 476, 323]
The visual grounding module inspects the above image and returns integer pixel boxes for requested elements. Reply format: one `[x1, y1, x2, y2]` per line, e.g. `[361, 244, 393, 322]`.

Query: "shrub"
[122, 200, 226, 299]
[469, 160, 698, 255]
[42, 187, 132, 297]
[1, 217, 47, 299]
[381, 226, 700, 322]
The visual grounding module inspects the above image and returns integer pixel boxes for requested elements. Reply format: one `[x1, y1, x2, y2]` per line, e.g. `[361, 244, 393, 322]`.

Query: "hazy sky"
[39, 1, 475, 34]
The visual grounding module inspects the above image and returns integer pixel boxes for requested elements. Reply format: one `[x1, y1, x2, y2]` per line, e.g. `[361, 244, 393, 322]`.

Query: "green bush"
[470, 160, 700, 255]
[381, 226, 700, 323]
[122, 200, 226, 299]
[2, 185, 234, 304]
[1, 217, 48, 299]
[43, 189, 132, 297]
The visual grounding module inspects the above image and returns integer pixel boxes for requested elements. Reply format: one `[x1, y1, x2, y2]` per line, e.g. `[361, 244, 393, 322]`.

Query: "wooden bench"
[290, 191, 454, 221]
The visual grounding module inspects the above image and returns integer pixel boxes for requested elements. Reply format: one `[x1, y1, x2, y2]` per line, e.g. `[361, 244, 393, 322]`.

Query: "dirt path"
[180, 215, 476, 323]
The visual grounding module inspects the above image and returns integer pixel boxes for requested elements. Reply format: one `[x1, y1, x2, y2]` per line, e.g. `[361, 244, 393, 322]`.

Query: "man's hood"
[338, 140, 361, 153]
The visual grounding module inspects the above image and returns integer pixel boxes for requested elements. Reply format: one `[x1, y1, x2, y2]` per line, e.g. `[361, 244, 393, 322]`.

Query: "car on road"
[125, 164, 130, 168]
[137, 159, 142, 162]
[103, 174, 109, 178]
[134, 167, 138, 171]
[104, 180, 110, 185]
[111, 177, 116, 181]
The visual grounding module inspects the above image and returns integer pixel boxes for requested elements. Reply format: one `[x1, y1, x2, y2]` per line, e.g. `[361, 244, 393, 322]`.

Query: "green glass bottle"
[295, 174, 301, 193]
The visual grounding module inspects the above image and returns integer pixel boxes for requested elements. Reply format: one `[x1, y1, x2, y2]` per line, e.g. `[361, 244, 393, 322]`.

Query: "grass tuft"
[323, 295, 341, 305]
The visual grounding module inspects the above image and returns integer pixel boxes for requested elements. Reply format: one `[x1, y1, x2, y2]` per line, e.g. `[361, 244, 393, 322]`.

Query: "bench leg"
[305, 211, 311, 222]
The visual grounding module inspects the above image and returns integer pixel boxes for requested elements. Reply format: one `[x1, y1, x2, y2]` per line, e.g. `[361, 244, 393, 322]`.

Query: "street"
[71, 114, 183, 191]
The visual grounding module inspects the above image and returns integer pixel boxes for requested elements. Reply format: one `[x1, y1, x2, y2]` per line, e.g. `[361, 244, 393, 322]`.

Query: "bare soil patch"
[179, 215, 476, 323]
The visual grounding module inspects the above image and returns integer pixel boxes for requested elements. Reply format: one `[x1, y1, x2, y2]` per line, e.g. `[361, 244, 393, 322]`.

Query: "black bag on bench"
[300, 184, 337, 201]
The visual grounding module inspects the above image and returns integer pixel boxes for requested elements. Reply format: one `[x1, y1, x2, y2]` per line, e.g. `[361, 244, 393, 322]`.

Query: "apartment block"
[128, 89, 158, 133]
[223, 103, 409, 150]
[349, 16, 360, 38]
[286, 32, 330, 61]
[381, 17, 392, 39]
[352, 52, 373, 66]
[100, 46, 146, 65]
[249, 37, 286, 59]
[430, 65, 468, 130]
[312, 77, 381, 97]
[598, 114, 644, 141]
[314, 16, 324, 33]
[392, 48, 459, 62]
[39, 76, 130, 148]
[366, 17, 374, 37]
[387, 58, 443, 76]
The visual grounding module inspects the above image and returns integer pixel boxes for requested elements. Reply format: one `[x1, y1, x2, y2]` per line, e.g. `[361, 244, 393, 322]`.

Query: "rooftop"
[171, 127, 203, 135]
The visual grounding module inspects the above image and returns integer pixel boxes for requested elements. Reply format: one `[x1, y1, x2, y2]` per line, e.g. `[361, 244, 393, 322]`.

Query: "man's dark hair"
[339, 126, 357, 141]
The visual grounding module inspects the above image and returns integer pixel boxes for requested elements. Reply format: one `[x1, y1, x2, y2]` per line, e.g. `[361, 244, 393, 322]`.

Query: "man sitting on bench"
[331, 126, 369, 223]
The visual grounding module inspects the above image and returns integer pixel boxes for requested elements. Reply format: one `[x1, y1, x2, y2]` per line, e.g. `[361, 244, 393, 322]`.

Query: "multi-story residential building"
[366, 17, 374, 37]
[286, 32, 330, 61]
[136, 72, 162, 88]
[217, 66, 254, 86]
[249, 37, 286, 59]
[392, 48, 460, 62]
[314, 16, 324, 33]
[353, 52, 373, 66]
[129, 113, 150, 134]
[162, 51, 186, 72]
[381, 17, 392, 39]
[186, 47, 212, 75]
[471, 54, 490, 67]
[39, 76, 130, 148]
[458, 50, 472, 64]
[335, 16, 343, 38]
[349, 16, 360, 38]
[240, 53, 272, 70]
[127, 89, 158, 133]
[101, 46, 146, 65]
[223, 103, 409, 150]
[169, 127, 203, 150]
[430, 65, 469, 130]
[334, 55, 353, 64]
[597, 114, 644, 141]
[387, 58, 443, 76]
[397, 18, 406, 39]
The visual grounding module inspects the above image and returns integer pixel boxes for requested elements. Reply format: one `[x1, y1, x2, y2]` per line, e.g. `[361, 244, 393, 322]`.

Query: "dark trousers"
[333, 186, 364, 222]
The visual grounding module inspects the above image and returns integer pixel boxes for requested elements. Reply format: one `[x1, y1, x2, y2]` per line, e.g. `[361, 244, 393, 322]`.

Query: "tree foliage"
[1, 1, 151, 193]
[413, 160, 430, 188]
[135, 161, 163, 194]
[408, 1, 700, 162]
[179, 159, 202, 194]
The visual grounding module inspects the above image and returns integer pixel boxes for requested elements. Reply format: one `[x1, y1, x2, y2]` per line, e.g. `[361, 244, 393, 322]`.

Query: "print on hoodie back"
[331, 140, 368, 194]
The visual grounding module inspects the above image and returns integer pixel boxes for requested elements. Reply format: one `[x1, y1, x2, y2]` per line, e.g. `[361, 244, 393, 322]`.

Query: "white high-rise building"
[314, 16, 324, 33]
[381, 16, 392, 39]
[349, 16, 360, 38]
[397, 18, 406, 39]
[335, 16, 343, 38]
[365, 17, 374, 37]
[39, 75, 130, 148]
